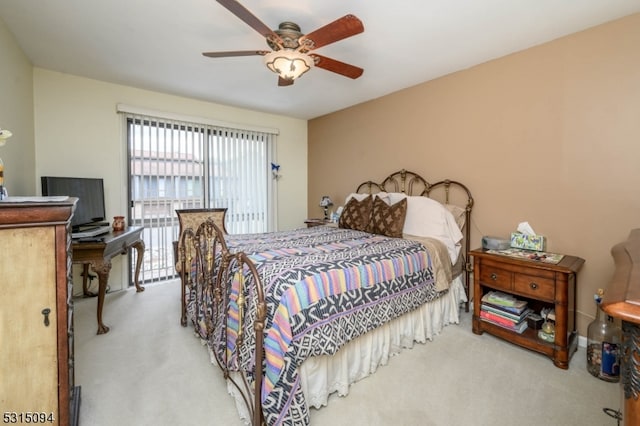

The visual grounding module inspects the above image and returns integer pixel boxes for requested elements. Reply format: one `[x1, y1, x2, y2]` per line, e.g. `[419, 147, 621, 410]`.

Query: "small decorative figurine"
[538, 307, 555, 342]
[112, 216, 125, 231]
[271, 162, 281, 180]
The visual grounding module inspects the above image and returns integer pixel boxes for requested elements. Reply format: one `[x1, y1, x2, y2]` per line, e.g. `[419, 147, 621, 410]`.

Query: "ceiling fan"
[203, 0, 364, 86]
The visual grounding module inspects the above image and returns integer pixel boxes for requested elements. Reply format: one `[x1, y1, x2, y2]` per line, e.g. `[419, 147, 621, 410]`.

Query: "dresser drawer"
[479, 265, 512, 291]
[514, 273, 555, 301]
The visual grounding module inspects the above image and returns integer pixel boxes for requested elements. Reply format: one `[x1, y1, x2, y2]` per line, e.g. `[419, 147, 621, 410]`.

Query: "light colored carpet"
[75, 280, 622, 425]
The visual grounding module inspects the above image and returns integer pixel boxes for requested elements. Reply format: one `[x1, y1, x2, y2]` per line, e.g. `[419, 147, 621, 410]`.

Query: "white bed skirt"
[224, 276, 466, 423]
[299, 276, 466, 409]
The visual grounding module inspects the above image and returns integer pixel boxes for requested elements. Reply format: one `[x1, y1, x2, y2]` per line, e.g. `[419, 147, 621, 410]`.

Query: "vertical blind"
[122, 110, 277, 283]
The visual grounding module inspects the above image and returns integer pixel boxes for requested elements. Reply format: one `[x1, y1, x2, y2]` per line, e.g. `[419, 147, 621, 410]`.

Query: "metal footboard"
[179, 218, 267, 425]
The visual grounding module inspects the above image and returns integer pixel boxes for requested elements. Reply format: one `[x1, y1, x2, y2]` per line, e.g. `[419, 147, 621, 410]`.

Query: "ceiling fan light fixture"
[264, 50, 314, 81]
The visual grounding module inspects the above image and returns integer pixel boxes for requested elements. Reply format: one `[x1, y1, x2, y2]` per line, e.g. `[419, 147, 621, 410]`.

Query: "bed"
[176, 169, 474, 426]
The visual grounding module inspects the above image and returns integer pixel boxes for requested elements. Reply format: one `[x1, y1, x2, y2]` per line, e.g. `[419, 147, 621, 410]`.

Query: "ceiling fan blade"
[310, 54, 363, 79]
[278, 77, 294, 87]
[216, 0, 282, 45]
[202, 50, 269, 58]
[300, 15, 364, 50]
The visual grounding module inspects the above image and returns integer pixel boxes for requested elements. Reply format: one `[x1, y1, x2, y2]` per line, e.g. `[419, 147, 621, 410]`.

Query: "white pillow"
[344, 192, 369, 203]
[444, 204, 466, 230]
[345, 192, 390, 204]
[387, 193, 463, 262]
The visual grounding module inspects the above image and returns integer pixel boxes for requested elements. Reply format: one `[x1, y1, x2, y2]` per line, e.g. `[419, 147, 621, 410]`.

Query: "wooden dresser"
[0, 199, 80, 426]
[471, 249, 584, 369]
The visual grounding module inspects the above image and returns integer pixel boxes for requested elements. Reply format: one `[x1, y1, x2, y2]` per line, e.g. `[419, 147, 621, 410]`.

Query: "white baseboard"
[578, 334, 587, 348]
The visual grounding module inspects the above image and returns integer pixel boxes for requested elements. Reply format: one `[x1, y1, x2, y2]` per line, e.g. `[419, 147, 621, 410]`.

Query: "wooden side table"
[304, 218, 329, 228]
[471, 249, 584, 369]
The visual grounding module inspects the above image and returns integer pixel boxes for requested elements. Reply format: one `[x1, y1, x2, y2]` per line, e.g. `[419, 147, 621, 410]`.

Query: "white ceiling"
[1, 1, 639, 120]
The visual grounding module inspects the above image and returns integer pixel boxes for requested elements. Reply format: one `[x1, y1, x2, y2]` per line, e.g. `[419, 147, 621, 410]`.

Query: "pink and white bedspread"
[188, 225, 448, 426]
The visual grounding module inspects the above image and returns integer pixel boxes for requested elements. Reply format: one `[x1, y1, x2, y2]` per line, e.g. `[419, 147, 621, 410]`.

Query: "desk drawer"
[479, 265, 512, 291]
[514, 273, 555, 301]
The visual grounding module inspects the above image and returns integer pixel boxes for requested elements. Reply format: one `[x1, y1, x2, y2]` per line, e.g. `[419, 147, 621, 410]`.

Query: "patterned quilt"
[190, 226, 444, 425]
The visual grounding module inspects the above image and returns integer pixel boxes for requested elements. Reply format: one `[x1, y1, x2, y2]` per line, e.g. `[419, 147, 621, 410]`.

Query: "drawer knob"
[529, 282, 538, 290]
[490, 273, 498, 281]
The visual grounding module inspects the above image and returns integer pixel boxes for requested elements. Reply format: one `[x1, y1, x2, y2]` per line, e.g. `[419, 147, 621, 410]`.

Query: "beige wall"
[308, 13, 640, 336]
[33, 69, 308, 292]
[0, 16, 35, 195]
[4, 9, 639, 336]
[3, 14, 308, 295]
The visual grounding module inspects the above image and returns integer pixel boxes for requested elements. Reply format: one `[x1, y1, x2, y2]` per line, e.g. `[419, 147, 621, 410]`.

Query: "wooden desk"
[72, 226, 145, 334]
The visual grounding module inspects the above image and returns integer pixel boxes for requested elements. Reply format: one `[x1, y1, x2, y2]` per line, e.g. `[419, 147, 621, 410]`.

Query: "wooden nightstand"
[304, 218, 329, 228]
[471, 249, 584, 369]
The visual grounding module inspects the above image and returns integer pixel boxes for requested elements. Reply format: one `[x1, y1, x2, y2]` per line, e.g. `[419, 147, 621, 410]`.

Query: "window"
[121, 109, 277, 283]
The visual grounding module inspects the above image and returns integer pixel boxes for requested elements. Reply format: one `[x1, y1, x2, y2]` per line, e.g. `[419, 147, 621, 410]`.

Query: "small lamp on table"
[319, 196, 333, 221]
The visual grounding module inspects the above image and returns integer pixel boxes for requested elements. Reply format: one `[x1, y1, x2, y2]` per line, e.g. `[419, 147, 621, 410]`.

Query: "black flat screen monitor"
[41, 176, 106, 230]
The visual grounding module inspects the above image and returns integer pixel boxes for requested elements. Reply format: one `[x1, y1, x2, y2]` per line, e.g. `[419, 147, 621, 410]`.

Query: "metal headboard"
[356, 169, 474, 312]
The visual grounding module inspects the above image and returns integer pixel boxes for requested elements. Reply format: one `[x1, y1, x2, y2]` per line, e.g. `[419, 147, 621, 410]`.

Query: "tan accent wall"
[308, 13, 640, 336]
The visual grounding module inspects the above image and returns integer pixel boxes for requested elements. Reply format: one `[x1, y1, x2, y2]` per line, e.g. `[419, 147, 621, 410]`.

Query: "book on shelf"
[480, 311, 529, 334]
[481, 304, 533, 323]
[481, 291, 528, 312]
[480, 310, 515, 327]
[479, 310, 529, 327]
[481, 299, 528, 316]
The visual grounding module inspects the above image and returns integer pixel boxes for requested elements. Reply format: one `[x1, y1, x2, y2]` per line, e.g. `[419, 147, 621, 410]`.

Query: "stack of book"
[480, 291, 532, 334]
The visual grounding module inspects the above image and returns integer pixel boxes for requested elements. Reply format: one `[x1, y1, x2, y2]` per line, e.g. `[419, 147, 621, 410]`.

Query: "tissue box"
[510, 232, 546, 251]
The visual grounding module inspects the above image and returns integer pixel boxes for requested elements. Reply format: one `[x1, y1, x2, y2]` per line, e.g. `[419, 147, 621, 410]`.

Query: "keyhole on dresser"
[41, 308, 51, 327]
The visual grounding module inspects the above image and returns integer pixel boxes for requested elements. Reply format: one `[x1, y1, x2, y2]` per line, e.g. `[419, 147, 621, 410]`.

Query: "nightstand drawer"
[479, 266, 512, 290]
[514, 273, 555, 301]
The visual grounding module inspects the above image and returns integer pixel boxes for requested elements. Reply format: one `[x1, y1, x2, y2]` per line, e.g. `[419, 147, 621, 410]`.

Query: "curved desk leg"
[133, 240, 145, 293]
[90, 260, 112, 335]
